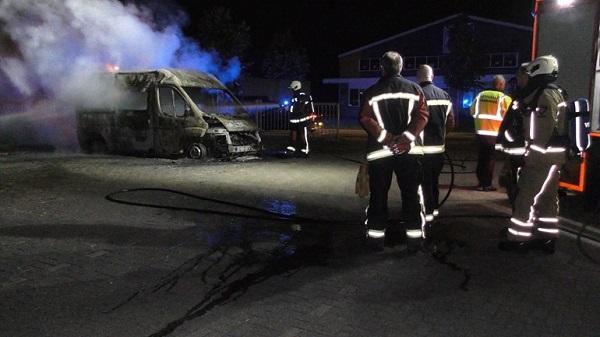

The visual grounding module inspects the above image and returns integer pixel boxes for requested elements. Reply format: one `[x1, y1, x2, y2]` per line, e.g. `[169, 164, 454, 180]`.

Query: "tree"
[192, 6, 250, 62]
[261, 31, 309, 80]
[441, 16, 487, 91]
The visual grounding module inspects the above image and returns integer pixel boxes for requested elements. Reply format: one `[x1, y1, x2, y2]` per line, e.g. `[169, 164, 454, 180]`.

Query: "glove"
[389, 134, 413, 155]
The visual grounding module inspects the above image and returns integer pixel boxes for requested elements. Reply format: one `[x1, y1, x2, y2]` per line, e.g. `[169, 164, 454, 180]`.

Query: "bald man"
[416, 65, 454, 224]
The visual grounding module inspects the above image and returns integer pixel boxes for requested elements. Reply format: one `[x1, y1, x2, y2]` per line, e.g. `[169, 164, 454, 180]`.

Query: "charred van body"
[76, 69, 261, 159]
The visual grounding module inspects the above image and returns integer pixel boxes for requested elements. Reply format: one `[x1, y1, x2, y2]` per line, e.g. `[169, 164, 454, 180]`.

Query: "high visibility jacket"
[359, 75, 429, 161]
[470, 90, 512, 137]
[521, 87, 568, 161]
[289, 91, 314, 124]
[419, 82, 454, 154]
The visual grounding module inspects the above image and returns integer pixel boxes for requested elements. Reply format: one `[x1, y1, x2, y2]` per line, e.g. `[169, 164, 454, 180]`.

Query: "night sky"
[175, 0, 533, 96]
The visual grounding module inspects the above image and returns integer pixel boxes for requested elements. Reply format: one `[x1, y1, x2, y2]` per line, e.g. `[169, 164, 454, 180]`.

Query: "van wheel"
[187, 143, 208, 159]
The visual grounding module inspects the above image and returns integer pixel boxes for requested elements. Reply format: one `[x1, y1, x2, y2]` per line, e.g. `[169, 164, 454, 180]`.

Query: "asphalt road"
[1, 135, 599, 337]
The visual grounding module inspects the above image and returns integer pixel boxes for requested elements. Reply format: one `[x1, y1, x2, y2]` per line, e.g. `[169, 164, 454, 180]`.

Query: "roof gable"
[339, 14, 532, 58]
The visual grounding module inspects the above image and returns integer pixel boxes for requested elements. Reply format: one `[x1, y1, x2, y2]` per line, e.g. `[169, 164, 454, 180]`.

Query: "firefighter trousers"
[421, 153, 445, 219]
[508, 152, 562, 242]
[366, 154, 425, 237]
[287, 122, 309, 154]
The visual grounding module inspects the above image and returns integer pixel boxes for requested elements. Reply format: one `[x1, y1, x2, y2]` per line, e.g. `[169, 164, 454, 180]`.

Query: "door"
[157, 86, 188, 155]
[115, 89, 152, 153]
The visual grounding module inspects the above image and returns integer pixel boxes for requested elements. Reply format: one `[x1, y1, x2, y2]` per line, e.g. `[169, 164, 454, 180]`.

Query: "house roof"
[338, 14, 532, 58]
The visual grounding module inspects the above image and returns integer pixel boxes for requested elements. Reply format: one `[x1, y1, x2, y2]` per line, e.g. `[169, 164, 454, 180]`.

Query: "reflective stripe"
[433, 209, 439, 217]
[367, 149, 393, 161]
[369, 92, 420, 104]
[290, 116, 313, 123]
[445, 103, 453, 119]
[557, 101, 567, 108]
[425, 214, 434, 222]
[372, 101, 385, 129]
[530, 111, 536, 140]
[287, 146, 296, 151]
[504, 130, 514, 142]
[403, 131, 416, 141]
[427, 99, 451, 106]
[476, 114, 504, 121]
[538, 217, 559, 223]
[473, 94, 481, 117]
[377, 130, 388, 143]
[529, 145, 566, 154]
[406, 229, 423, 238]
[476, 130, 499, 136]
[504, 147, 526, 155]
[537, 228, 559, 234]
[575, 116, 584, 152]
[310, 96, 315, 113]
[417, 185, 426, 238]
[508, 228, 532, 237]
[303, 127, 309, 153]
[367, 229, 385, 238]
[574, 100, 580, 112]
[420, 145, 445, 154]
[511, 217, 533, 227]
[495, 144, 504, 151]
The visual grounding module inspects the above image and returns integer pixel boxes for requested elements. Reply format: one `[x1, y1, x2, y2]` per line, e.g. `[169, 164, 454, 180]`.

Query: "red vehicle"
[532, 0, 600, 201]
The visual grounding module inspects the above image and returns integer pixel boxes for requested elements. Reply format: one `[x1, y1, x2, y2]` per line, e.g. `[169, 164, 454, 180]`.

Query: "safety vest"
[470, 90, 512, 137]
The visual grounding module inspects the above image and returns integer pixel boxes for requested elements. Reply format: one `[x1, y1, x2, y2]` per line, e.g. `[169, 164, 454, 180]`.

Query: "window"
[158, 87, 186, 117]
[118, 90, 147, 110]
[427, 56, 439, 69]
[491, 54, 504, 67]
[404, 57, 416, 70]
[359, 59, 370, 71]
[503, 53, 517, 67]
[184, 87, 246, 116]
[370, 58, 380, 71]
[349, 88, 364, 107]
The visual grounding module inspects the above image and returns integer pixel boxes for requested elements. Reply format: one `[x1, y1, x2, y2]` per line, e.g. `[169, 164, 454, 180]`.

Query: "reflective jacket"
[521, 86, 568, 162]
[419, 82, 454, 154]
[495, 99, 527, 156]
[289, 91, 314, 124]
[359, 75, 429, 161]
[470, 90, 512, 137]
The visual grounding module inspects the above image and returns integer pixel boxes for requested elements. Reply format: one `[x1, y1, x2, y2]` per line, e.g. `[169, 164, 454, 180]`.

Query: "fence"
[248, 102, 340, 139]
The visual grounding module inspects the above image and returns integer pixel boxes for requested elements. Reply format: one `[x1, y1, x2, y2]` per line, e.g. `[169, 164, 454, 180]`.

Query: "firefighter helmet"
[526, 55, 558, 78]
[289, 80, 302, 91]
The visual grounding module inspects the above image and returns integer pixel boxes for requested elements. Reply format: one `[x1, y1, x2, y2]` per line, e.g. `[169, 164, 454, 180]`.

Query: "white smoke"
[0, 0, 241, 101]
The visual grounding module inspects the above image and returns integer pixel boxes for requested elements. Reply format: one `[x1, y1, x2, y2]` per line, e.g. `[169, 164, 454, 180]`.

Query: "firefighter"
[499, 55, 567, 253]
[496, 63, 530, 207]
[470, 75, 512, 191]
[359, 51, 429, 251]
[416, 64, 454, 223]
[286, 80, 315, 157]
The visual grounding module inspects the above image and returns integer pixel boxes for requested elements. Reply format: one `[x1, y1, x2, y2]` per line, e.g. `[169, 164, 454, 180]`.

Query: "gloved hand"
[389, 134, 413, 154]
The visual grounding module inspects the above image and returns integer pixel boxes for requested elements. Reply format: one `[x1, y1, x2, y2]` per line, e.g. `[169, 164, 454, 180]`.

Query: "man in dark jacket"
[416, 64, 454, 224]
[359, 51, 429, 251]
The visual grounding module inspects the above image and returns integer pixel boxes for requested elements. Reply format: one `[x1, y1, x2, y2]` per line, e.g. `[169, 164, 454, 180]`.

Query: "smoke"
[0, 0, 241, 101]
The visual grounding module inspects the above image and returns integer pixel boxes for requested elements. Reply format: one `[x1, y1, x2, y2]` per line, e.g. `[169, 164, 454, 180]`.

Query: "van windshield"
[183, 87, 246, 116]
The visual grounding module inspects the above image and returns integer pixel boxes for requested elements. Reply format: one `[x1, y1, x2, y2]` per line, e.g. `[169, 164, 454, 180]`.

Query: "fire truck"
[533, 0, 600, 203]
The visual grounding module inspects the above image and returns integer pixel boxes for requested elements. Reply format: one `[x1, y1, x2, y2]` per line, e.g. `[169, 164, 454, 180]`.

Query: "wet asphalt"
[1, 134, 599, 337]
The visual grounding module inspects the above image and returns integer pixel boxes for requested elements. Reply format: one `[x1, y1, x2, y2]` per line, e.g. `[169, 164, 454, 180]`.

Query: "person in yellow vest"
[470, 75, 512, 191]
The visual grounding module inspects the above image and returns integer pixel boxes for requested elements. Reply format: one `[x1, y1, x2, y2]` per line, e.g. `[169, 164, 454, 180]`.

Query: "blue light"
[462, 92, 474, 108]
[282, 100, 289, 106]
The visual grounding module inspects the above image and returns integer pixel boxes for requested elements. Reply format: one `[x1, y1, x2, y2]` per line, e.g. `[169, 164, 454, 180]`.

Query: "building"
[323, 14, 532, 128]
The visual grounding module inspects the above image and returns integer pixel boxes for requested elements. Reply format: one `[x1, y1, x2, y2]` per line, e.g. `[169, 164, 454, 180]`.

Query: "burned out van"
[76, 69, 261, 159]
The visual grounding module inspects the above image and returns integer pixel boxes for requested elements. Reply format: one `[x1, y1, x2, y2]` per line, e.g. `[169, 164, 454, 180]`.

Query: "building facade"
[324, 14, 532, 128]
